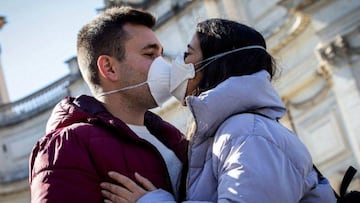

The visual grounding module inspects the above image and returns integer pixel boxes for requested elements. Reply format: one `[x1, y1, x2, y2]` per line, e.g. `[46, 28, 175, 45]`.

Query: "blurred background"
[1, 0, 360, 202]
[0, 0, 103, 101]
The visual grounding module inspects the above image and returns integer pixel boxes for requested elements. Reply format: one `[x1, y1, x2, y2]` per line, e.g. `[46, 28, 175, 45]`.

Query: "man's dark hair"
[77, 7, 156, 92]
[195, 18, 277, 92]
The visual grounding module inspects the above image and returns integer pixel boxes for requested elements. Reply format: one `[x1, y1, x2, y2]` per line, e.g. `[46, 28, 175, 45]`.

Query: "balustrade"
[0, 74, 78, 127]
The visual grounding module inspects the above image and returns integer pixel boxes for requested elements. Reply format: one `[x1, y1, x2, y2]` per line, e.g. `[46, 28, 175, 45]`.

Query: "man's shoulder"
[53, 121, 112, 140]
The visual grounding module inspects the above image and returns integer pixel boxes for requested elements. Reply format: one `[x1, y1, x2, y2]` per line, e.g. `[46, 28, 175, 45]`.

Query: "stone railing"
[0, 74, 79, 127]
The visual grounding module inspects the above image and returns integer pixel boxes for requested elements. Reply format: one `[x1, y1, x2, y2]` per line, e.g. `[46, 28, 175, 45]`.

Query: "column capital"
[318, 36, 350, 65]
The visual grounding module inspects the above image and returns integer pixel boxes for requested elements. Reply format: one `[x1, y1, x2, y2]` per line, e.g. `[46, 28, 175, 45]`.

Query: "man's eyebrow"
[142, 43, 164, 54]
[143, 43, 160, 50]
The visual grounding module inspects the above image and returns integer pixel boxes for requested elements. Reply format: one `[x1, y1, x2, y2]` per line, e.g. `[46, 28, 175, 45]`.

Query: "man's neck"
[100, 95, 147, 125]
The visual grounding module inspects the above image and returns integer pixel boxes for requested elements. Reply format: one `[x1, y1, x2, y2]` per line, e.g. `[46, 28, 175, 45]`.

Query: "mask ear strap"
[195, 58, 217, 72]
[194, 45, 266, 72]
[97, 81, 148, 97]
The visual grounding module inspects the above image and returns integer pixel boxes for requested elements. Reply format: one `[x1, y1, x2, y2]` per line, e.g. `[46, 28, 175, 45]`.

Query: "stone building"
[0, 0, 359, 202]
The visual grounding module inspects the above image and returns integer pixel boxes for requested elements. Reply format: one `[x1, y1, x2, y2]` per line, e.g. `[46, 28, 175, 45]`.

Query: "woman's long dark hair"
[196, 18, 277, 92]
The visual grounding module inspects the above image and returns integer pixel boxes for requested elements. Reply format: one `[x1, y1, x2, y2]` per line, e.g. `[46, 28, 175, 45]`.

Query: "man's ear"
[97, 55, 119, 81]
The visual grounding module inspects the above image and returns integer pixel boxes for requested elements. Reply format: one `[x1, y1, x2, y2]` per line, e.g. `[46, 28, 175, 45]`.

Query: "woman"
[100, 19, 336, 203]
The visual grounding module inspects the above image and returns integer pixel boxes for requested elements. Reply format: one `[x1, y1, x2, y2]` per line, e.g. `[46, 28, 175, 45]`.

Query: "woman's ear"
[97, 55, 119, 81]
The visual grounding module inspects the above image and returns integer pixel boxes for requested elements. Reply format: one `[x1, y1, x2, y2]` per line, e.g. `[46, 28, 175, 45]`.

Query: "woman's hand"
[100, 172, 157, 203]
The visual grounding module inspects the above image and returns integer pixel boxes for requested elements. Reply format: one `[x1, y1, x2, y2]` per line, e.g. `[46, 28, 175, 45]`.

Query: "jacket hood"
[45, 95, 108, 134]
[186, 70, 286, 137]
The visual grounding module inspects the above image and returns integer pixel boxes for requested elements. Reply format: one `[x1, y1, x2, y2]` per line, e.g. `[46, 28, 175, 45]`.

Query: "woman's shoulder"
[215, 112, 313, 169]
[214, 112, 295, 150]
[215, 113, 258, 137]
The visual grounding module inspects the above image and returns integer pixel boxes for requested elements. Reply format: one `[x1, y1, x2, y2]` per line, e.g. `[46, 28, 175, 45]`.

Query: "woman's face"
[184, 33, 204, 97]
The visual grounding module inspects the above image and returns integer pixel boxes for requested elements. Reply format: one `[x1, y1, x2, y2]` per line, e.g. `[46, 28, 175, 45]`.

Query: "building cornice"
[277, 0, 320, 12]
[282, 64, 333, 109]
[268, 11, 311, 55]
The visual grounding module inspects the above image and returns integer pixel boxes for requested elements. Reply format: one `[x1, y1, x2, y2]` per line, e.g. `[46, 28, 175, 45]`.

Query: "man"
[29, 7, 187, 203]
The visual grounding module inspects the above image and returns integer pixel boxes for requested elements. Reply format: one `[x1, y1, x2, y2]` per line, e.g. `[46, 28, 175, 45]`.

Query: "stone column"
[0, 16, 9, 105]
[317, 34, 360, 169]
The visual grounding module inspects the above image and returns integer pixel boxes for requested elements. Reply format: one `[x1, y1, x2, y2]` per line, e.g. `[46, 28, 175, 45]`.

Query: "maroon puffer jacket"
[29, 95, 188, 203]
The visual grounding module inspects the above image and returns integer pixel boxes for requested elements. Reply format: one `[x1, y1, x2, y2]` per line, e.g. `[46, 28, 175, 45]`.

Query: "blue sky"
[0, 0, 103, 101]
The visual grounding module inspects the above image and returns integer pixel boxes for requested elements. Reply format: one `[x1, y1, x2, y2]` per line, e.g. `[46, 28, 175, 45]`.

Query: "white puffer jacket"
[138, 70, 336, 203]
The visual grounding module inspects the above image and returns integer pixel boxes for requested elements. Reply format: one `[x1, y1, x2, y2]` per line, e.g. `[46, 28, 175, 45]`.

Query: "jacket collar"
[186, 70, 286, 138]
[46, 95, 184, 148]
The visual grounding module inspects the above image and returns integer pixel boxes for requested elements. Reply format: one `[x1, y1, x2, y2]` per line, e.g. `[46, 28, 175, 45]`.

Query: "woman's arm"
[100, 172, 214, 203]
[100, 171, 177, 203]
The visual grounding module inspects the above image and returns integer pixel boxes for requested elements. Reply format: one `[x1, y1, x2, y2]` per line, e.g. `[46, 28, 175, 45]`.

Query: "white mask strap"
[97, 81, 148, 97]
[194, 45, 266, 72]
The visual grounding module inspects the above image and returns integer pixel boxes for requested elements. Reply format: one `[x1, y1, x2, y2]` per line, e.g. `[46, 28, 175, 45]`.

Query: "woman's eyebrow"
[187, 44, 195, 51]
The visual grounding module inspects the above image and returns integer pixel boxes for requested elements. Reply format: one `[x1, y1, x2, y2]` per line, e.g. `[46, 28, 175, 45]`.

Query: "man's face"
[117, 23, 163, 108]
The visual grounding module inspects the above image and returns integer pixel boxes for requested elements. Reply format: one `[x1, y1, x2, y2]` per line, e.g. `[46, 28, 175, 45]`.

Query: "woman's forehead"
[188, 34, 201, 50]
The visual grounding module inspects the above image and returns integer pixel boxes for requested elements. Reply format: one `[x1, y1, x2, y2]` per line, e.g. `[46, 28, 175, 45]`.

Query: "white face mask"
[170, 45, 266, 102]
[97, 45, 266, 106]
[97, 56, 173, 107]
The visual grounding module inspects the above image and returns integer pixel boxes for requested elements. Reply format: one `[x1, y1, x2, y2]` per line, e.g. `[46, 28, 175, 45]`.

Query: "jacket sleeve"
[212, 131, 304, 203]
[29, 128, 102, 203]
[137, 189, 176, 203]
[137, 189, 213, 203]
